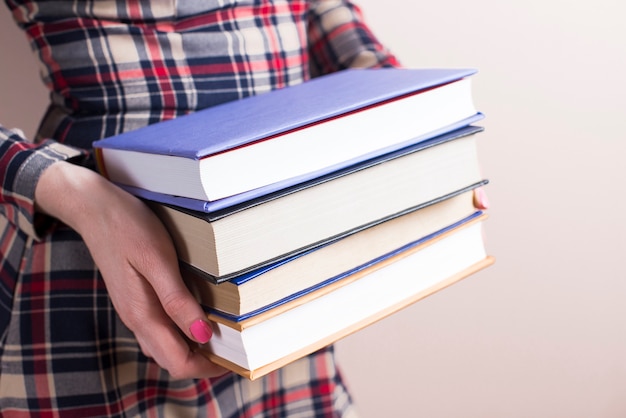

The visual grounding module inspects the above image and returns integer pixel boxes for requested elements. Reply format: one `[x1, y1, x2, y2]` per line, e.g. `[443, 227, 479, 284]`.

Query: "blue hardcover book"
[122, 124, 484, 218]
[93, 68, 480, 201]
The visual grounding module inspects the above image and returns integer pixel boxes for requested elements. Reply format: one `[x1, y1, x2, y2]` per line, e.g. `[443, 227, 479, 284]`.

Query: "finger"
[151, 278, 214, 345]
[116, 268, 227, 379]
[137, 339, 153, 359]
[473, 187, 490, 210]
[135, 312, 229, 380]
[125, 218, 215, 345]
[136, 254, 214, 345]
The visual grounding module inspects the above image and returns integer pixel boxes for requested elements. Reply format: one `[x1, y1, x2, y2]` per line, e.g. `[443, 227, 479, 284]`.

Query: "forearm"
[34, 160, 122, 237]
[34, 153, 228, 379]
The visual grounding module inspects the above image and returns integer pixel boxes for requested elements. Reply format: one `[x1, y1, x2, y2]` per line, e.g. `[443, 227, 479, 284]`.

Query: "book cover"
[182, 187, 482, 315]
[180, 180, 487, 284]
[206, 211, 485, 322]
[123, 123, 484, 217]
[92, 68, 481, 201]
[93, 68, 476, 159]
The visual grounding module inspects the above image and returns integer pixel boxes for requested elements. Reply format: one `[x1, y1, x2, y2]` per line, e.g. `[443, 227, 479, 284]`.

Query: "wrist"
[35, 161, 112, 233]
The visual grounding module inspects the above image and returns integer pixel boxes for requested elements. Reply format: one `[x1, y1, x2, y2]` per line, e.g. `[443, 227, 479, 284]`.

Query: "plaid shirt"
[0, 1, 398, 417]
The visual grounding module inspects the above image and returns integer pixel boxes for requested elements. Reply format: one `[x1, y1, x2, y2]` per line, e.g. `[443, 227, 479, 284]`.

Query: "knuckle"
[112, 296, 152, 334]
[137, 343, 152, 359]
[115, 305, 143, 331]
[160, 290, 191, 319]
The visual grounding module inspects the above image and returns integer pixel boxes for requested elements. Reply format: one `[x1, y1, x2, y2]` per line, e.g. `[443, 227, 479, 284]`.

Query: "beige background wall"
[1, 1, 625, 417]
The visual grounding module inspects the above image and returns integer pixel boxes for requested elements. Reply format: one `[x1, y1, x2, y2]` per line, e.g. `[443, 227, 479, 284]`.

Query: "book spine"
[94, 147, 110, 180]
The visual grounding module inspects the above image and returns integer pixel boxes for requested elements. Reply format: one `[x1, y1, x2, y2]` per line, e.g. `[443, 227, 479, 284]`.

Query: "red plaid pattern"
[1, 0, 398, 416]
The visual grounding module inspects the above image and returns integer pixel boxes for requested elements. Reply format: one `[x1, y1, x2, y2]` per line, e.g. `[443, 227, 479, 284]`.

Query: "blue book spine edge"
[119, 114, 484, 217]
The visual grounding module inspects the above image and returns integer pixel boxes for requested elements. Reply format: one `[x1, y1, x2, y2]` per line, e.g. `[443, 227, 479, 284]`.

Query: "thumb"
[473, 187, 490, 210]
[141, 253, 213, 344]
[158, 284, 213, 344]
[125, 199, 214, 345]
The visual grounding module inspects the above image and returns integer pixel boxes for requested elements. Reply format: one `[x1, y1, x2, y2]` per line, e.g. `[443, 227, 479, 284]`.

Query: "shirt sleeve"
[0, 125, 85, 239]
[307, 0, 401, 76]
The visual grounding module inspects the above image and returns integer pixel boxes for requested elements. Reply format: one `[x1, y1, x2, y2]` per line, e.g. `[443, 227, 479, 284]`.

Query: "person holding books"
[0, 2, 396, 416]
[0, 1, 487, 416]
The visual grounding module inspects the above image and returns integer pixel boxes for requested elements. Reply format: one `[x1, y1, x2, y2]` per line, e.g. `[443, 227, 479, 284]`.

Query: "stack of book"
[93, 68, 494, 380]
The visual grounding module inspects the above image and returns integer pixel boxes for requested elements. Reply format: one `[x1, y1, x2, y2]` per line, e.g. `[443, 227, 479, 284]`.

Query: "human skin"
[35, 160, 228, 379]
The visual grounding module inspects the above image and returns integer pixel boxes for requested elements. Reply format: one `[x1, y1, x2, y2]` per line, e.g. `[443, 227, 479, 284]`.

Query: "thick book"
[146, 126, 486, 282]
[184, 189, 480, 318]
[199, 214, 494, 380]
[93, 68, 480, 201]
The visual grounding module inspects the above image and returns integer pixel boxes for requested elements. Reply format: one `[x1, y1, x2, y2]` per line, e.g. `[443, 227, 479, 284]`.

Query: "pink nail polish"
[475, 187, 490, 210]
[190, 320, 212, 344]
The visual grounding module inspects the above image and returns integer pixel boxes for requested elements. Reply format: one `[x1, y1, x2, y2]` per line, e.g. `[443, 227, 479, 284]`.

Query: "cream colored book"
[184, 188, 480, 318]
[199, 215, 494, 380]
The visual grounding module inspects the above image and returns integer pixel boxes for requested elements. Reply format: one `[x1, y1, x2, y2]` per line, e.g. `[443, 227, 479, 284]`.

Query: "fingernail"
[190, 319, 212, 344]
[475, 187, 490, 210]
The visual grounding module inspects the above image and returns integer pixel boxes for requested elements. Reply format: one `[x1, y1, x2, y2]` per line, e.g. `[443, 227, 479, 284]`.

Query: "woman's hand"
[35, 161, 228, 380]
